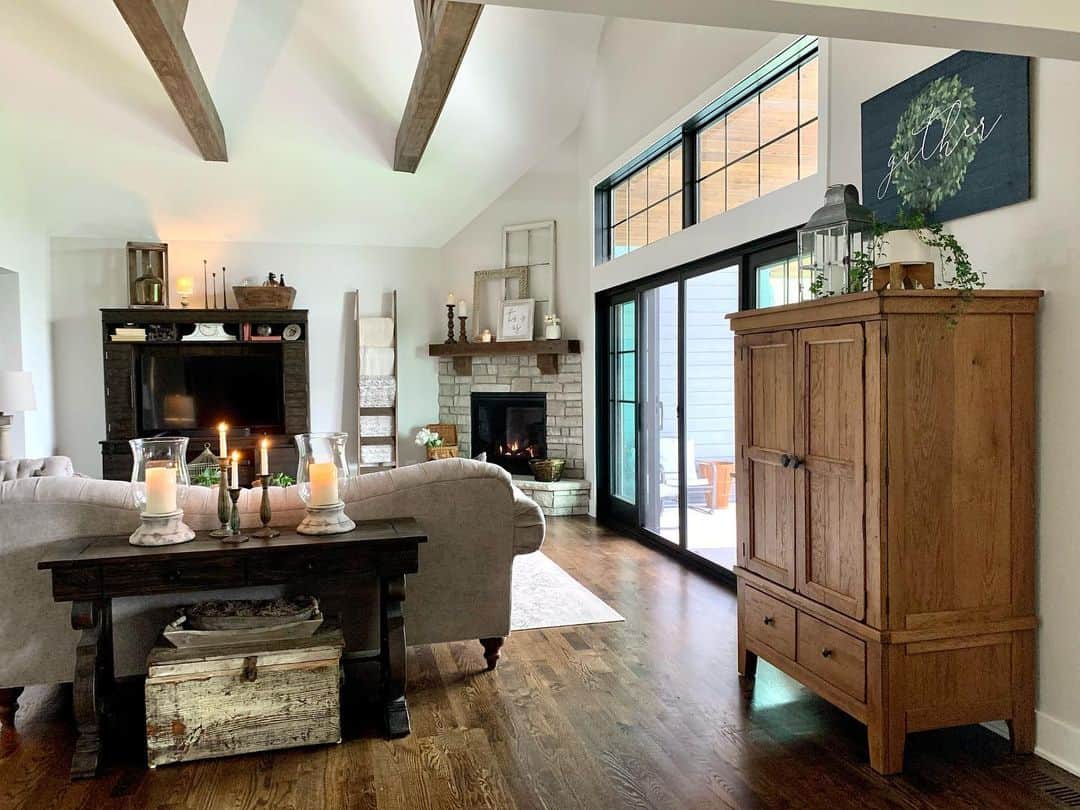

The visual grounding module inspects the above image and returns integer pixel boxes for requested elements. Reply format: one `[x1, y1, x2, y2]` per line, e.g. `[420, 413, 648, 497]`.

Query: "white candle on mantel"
[260, 438, 269, 476]
[446, 292, 455, 306]
[218, 423, 228, 458]
[308, 462, 339, 506]
[144, 465, 177, 515]
[231, 451, 239, 489]
[457, 300, 468, 317]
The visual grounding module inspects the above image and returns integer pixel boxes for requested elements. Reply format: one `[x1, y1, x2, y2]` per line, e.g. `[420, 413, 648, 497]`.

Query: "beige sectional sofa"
[0, 458, 544, 699]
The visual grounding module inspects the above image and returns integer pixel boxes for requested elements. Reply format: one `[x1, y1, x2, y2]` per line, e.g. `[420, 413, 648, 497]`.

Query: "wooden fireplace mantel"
[428, 339, 581, 376]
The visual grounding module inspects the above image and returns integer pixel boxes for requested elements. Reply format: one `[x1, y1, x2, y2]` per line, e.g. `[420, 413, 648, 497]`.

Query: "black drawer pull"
[762, 616, 775, 626]
[820, 648, 833, 659]
[166, 568, 183, 583]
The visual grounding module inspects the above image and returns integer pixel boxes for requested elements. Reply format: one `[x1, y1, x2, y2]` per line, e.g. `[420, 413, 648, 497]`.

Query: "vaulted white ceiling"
[0, 1, 605, 247]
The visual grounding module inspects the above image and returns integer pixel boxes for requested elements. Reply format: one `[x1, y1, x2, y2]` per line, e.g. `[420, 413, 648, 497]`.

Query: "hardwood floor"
[2, 517, 1078, 809]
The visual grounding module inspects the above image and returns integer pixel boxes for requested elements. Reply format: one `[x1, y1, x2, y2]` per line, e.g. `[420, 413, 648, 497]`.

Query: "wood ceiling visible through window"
[596, 38, 819, 264]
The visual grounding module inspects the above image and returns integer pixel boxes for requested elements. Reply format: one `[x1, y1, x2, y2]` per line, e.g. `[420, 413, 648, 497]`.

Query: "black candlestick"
[458, 316, 469, 343]
[445, 304, 457, 344]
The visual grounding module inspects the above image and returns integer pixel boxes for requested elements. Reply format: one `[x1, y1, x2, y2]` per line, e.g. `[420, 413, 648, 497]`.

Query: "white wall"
[440, 20, 1080, 773]
[50, 238, 441, 475]
[0, 117, 53, 458]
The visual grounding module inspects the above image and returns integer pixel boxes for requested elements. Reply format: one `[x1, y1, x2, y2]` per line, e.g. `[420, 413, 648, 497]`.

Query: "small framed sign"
[498, 298, 535, 342]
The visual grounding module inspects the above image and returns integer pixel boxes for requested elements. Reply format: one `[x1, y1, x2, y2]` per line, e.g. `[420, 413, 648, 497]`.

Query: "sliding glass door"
[598, 234, 797, 577]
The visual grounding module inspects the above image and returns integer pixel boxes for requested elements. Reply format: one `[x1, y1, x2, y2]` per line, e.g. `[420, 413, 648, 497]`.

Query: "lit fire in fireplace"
[496, 440, 540, 459]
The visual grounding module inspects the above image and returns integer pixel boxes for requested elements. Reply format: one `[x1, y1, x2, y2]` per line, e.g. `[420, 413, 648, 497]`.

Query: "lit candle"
[218, 423, 228, 458]
[144, 465, 177, 515]
[446, 292, 455, 306]
[457, 300, 468, 317]
[308, 462, 339, 506]
[231, 451, 239, 489]
[481, 329, 492, 343]
[260, 438, 269, 476]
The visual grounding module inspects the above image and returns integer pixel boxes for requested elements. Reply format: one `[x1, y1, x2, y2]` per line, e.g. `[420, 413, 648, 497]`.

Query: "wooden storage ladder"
[355, 289, 398, 473]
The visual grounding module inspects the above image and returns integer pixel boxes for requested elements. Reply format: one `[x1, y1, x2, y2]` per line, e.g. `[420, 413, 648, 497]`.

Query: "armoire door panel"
[736, 331, 796, 588]
[795, 324, 866, 619]
[886, 314, 1014, 624]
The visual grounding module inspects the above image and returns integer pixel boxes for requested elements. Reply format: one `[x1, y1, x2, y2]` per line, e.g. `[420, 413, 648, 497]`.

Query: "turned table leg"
[70, 600, 112, 780]
[480, 637, 505, 670]
[380, 574, 410, 738]
[0, 686, 23, 731]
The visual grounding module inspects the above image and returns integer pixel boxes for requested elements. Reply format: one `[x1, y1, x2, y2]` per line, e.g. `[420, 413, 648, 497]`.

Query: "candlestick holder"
[458, 315, 469, 343]
[209, 459, 232, 538]
[297, 501, 356, 536]
[129, 510, 195, 547]
[221, 487, 248, 544]
[445, 304, 457, 344]
[252, 477, 279, 538]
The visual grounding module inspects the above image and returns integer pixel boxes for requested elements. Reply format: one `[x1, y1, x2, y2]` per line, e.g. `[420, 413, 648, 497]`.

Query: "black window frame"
[594, 35, 818, 265]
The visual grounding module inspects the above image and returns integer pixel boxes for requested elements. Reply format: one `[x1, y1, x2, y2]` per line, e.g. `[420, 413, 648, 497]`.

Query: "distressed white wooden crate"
[144, 629, 344, 767]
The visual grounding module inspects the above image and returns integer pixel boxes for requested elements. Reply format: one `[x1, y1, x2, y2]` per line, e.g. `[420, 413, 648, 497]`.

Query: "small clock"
[282, 324, 302, 342]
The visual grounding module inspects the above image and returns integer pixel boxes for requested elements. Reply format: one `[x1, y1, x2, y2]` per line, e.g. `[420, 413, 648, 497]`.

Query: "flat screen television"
[139, 346, 285, 434]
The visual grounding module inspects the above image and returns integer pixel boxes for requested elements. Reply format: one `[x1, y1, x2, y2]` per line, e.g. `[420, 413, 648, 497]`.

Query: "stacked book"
[111, 327, 147, 342]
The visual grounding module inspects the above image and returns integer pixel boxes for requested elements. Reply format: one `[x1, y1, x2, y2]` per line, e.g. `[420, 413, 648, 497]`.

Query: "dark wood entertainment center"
[99, 308, 310, 483]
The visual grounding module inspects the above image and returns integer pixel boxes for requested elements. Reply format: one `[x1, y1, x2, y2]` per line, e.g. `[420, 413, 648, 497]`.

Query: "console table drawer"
[743, 586, 796, 660]
[102, 558, 245, 595]
[796, 612, 866, 702]
[247, 550, 376, 584]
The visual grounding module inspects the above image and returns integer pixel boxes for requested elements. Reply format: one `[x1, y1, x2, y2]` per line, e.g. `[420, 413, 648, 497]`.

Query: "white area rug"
[511, 551, 625, 631]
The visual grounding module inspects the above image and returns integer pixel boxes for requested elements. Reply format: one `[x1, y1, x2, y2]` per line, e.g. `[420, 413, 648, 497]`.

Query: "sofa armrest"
[511, 485, 545, 555]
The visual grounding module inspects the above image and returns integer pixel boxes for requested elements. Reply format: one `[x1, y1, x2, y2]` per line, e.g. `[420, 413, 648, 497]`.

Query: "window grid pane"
[600, 47, 817, 262]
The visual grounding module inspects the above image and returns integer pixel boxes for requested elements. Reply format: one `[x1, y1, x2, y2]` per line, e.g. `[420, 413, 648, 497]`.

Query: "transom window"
[595, 37, 818, 265]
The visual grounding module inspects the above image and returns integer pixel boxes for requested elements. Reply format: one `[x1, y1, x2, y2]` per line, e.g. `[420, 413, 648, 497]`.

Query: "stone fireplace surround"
[437, 351, 586, 487]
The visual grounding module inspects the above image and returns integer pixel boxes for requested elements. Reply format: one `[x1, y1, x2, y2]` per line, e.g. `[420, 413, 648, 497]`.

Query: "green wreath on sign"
[889, 75, 979, 212]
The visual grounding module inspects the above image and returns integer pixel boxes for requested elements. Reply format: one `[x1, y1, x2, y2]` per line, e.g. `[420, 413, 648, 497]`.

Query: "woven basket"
[529, 458, 565, 482]
[427, 445, 460, 461]
[233, 286, 296, 310]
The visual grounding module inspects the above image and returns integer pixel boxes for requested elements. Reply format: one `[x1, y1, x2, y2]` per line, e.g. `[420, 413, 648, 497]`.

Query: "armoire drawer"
[796, 613, 866, 702]
[743, 586, 796, 659]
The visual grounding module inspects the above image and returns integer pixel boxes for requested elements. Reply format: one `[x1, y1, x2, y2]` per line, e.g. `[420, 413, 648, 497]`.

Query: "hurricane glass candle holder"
[295, 432, 355, 535]
[128, 437, 195, 547]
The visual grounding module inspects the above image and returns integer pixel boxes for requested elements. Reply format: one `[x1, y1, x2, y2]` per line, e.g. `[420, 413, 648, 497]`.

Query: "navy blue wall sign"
[861, 51, 1030, 223]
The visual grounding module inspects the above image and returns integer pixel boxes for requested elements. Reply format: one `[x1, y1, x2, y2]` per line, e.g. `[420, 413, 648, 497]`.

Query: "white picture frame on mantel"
[497, 298, 535, 342]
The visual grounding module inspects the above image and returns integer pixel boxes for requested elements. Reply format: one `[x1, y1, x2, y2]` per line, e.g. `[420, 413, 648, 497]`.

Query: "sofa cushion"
[0, 456, 75, 482]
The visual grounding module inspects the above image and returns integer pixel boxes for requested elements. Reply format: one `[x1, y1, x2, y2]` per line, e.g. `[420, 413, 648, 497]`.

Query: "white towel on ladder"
[359, 347, 395, 376]
[358, 317, 394, 348]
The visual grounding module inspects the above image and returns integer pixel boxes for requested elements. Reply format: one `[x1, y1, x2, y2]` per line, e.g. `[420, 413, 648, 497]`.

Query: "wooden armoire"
[729, 289, 1042, 775]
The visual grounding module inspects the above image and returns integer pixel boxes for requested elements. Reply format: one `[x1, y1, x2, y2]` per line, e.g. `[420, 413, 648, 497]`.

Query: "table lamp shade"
[0, 371, 35, 413]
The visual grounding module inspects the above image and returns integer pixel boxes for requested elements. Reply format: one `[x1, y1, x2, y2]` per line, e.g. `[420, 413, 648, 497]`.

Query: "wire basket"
[188, 444, 221, 487]
[529, 458, 565, 482]
[427, 446, 460, 461]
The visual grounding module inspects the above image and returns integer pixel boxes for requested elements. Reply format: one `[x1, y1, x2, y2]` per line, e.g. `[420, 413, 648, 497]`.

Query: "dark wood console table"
[38, 518, 426, 779]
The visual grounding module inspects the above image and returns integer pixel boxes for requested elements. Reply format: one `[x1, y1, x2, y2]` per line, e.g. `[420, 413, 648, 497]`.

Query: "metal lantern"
[798, 184, 876, 297]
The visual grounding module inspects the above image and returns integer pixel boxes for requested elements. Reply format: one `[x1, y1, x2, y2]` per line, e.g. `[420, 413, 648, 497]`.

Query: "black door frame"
[595, 229, 798, 584]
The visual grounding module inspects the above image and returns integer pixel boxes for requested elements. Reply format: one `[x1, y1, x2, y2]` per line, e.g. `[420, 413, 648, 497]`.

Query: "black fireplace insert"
[471, 392, 547, 475]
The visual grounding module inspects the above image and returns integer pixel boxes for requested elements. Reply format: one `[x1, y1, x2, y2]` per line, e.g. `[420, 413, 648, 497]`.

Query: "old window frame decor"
[497, 298, 535, 342]
[472, 266, 529, 338]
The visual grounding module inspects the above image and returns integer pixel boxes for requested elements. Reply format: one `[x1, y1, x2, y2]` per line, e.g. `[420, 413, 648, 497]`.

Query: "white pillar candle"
[446, 292, 455, 306]
[144, 465, 177, 515]
[457, 300, 468, 317]
[260, 438, 269, 476]
[308, 462, 339, 506]
[218, 423, 228, 458]
[231, 451, 239, 489]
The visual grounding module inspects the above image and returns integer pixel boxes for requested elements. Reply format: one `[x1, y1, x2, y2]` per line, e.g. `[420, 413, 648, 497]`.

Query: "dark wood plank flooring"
[2, 517, 1078, 809]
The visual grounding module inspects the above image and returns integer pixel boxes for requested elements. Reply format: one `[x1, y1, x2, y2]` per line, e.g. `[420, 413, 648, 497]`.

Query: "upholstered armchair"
[0, 456, 75, 482]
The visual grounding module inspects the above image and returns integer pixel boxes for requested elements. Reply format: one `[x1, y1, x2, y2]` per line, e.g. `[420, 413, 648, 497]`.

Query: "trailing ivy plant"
[808, 209, 985, 325]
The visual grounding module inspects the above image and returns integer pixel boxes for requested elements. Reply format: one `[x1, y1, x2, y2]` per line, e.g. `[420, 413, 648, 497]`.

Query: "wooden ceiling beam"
[394, 1, 483, 173]
[114, 0, 227, 162]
